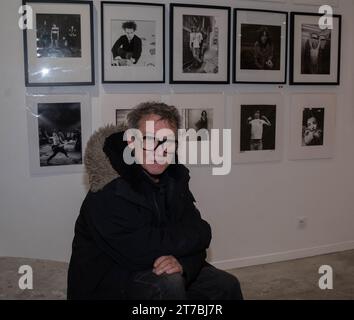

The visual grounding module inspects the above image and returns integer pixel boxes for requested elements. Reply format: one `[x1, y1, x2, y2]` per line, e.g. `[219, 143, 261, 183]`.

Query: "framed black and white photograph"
[23, 0, 94, 86]
[289, 93, 336, 160]
[170, 4, 231, 84]
[101, 94, 162, 126]
[26, 94, 91, 175]
[101, 2, 165, 83]
[233, 9, 288, 84]
[229, 93, 284, 163]
[290, 12, 342, 85]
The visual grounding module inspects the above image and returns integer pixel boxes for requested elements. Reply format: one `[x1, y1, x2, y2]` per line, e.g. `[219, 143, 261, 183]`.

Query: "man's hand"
[153, 255, 183, 276]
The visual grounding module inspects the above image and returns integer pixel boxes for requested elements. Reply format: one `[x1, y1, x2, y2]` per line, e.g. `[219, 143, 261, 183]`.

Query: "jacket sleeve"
[177, 195, 209, 284]
[85, 188, 211, 271]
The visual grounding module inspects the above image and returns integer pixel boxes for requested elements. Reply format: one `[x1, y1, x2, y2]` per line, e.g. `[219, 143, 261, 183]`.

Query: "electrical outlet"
[297, 216, 307, 228]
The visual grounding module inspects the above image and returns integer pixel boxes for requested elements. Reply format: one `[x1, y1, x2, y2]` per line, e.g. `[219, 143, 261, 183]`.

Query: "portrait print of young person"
[240, 105, 276, 152]
[301, 25, 331, 75]
[183, 15, 219, 74]
[67, 102, 243, 300]
[302, 108, 324, 146]
[240, 24, 281, 70]
[111, 21, 142, 66]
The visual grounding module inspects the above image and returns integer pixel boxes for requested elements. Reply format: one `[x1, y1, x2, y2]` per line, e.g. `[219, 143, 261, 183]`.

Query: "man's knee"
[206, 267, 243, 300]
[129, 271, 187, 300]
[155, 273, 187, 299]
[218, 271, 243, 300]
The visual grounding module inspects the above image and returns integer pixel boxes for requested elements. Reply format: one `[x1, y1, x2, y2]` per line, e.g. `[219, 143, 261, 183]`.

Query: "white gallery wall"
[1, 0, 354, 269]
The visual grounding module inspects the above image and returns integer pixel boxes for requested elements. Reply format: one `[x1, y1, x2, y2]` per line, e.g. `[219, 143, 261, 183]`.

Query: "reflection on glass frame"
[289, 93, 336, 160]
[290, 12, 342, 85]
[23, 0, 95, 86]
[233, 8, 288, 84]
[101, 2, 165, 83]
[170, 3, 231, 84]
[230, 93, 284, 163]
[26, 94, 92, 175]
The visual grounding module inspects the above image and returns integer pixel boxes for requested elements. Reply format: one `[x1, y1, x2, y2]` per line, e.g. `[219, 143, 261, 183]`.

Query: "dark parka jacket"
[67, 125, 212, 299]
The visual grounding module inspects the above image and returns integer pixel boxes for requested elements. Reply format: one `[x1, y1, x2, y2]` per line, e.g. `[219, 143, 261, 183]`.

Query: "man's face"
[136, 114, 177, 176]
[254, 111, 260, 119]
[125, 28, 135, 41]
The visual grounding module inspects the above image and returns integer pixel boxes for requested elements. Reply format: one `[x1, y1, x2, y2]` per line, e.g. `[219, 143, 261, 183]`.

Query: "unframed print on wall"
[163, 93, 225, 166]
[288, 93, 337, 160]
[230, 93, 284, 163]
[163, 93, 224, 131]
[26, 94, 92, 175]
[101, 94, 162, 126]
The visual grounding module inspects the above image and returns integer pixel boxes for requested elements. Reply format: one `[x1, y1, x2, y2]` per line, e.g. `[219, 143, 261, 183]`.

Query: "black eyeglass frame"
[140, 135, 178, 153]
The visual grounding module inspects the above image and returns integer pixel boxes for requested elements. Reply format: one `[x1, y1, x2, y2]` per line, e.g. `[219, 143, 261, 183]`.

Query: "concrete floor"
[1, 250, 353, 300]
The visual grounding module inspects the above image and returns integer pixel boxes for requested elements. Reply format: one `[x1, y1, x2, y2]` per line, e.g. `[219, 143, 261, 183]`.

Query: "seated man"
[111, 21, 142, 66]
[67, 102, 243, 300]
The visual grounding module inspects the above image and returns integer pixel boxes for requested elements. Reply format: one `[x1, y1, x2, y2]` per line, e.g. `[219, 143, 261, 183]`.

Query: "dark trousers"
[125, 264, 243, 300]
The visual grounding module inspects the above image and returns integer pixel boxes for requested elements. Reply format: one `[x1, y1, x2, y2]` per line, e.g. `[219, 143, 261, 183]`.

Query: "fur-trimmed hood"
[84, 124, 122, 192]
[84, 125, 190, 193]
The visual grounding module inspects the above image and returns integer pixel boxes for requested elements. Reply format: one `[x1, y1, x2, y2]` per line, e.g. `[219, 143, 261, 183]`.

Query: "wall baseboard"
[211, 241, 354, 270]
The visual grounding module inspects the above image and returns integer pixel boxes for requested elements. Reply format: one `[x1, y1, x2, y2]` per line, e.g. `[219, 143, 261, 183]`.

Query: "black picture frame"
[290, 12, 342, 85]
[233, 8, 288, 84]
[22, 0, 95, 87]
[170, 3, 231, 84]
[101, 1, 165, 83]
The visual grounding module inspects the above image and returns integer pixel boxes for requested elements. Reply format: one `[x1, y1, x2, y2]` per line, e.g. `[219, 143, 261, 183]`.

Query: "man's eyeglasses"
[140, 135, 178, 153]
